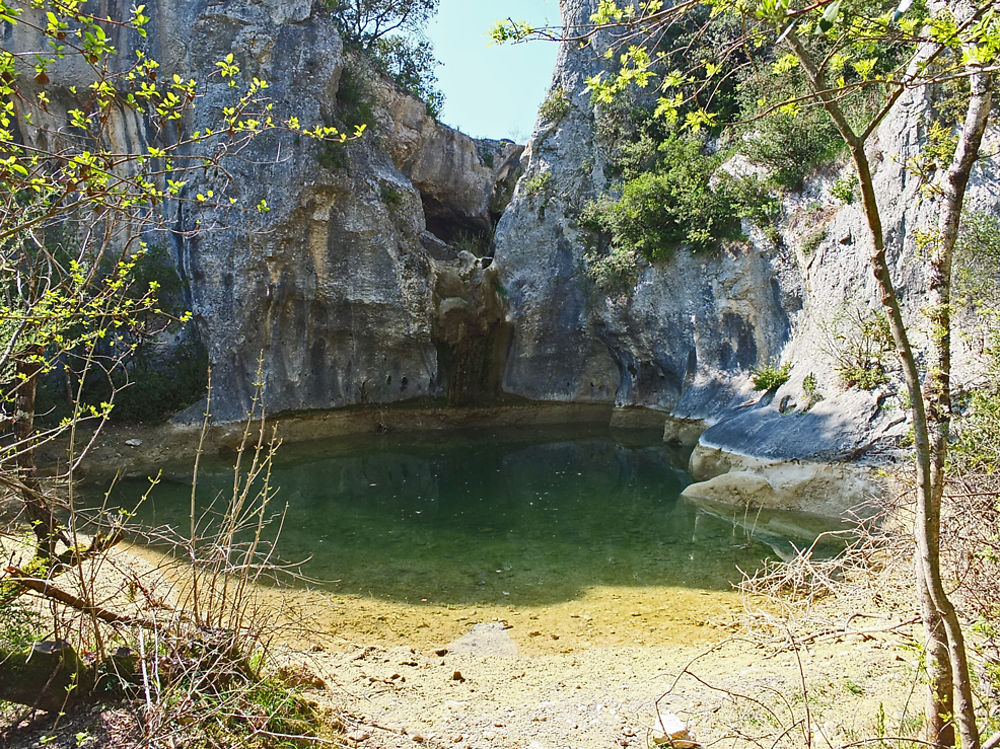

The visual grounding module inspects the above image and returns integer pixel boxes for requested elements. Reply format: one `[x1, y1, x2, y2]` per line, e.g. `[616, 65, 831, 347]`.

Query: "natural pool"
[102, 425, 841, 652]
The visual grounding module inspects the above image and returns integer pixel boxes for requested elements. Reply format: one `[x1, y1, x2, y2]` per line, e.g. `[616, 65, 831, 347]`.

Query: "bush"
[751, 360, 792, 391]
[111, 339, 210, 423]
[539, 86, 571, 123]
[327, 0, 443, 117]
[802, 228, 826, 256]
[802, 372, 823, 408]
[380, 184, 404, 206]
[317, 59, 375, 169]
[368, 35, 444, 118]
[593, 96, 683, 182]
[955, 212, 1000, 319]
[582, 134, 777, 261]
[821, 307, 894, 390]
[335, 60, 376, 131]
[36, 337, 209, 425]
[741, 106, 843, 189]
[584, 245, 641, 293]
[29, 242, 207, 426]
[949, 367, 1000, 704]
[0, 599, 41, 651]
[523, 168, 553, 197]
[831, 174, 857, 204]
[453, 231, 492, 257]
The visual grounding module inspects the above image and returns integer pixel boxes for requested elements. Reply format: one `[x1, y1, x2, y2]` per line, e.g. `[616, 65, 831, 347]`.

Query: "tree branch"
[6, 567, 156, 629]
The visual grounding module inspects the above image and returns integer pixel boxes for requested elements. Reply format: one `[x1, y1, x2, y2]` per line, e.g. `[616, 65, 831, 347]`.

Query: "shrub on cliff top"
[327, 0, 444, 116]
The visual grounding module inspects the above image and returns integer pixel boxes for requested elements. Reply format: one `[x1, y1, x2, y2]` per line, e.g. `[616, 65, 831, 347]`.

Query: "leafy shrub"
[327, 0, 443, 117]
[584, 245, 640, 293]
[802, 372, 823, 408]
[582, 135, 777, 261]
[30, 242, 206, 425]
[109, 339, 210, 423]
[0, 599, 41, 650]
[335, 60, 375, 131]
[821, 307, 894, 390]
[380, 184, 404, 206]
[37, 342, 209, 426]
[949, 360, 1000, 695]
[540, 86, 572, 123]
[751, 360, 792, 391]
[841, 363, 891, 391]
[524, 168, 553, 197]
[317, 60, 376, 169]
[831, 174, 857, 204]
[594, 100, 677, 181]
[802, 228, 826, 255]
[369, 35, 444, 117]
[741, 106, 843, 189]
[130, 244, 187, 314]
[955, 212, 1000, 319]
[453, 231, 492, 257]
[317, 142, 347, 170]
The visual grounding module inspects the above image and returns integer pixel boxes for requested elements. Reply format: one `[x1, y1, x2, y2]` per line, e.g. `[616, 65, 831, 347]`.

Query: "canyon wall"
[490, 0, 1000, 509]
[8, 0, 521, 421]
[11, 0, 1000, 508]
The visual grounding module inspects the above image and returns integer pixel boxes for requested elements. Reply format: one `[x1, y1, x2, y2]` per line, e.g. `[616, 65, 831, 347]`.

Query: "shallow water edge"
[74, 403, 692, 481]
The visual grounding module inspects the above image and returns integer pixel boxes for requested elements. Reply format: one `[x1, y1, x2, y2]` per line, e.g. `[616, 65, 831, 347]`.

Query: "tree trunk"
[12, 350, 66, 560]
[786, 30, 987, 748]
[918, 569, 955, 746]
[917, 64, 994, 749]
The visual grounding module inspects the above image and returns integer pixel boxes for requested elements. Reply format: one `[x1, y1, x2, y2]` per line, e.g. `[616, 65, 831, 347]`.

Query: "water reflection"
[102, 426, 836, 606]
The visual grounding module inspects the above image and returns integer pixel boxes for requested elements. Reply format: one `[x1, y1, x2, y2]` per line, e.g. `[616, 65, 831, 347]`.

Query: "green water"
[103, 425, 835, 607]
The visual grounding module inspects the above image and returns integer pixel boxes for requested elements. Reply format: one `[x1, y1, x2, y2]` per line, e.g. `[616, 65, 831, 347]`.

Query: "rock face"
[173, 9, 524, 421]
[491, 0, 1000, 515]
[379, 88, 525, 241]
[10, 0, 522, 422]
[493, 0, 798, 416]
[14, 0, 1000, 518]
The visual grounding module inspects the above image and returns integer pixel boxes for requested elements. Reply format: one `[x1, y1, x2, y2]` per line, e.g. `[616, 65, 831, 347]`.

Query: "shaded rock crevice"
[430, 252, 512, 407]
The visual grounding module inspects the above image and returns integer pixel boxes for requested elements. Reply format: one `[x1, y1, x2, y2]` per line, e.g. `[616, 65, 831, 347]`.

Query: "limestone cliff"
[494, 0, 798, 417]
[12, 0, 999, 509]
[492, 0, 1000, 511]
[9, 0, 522, 421]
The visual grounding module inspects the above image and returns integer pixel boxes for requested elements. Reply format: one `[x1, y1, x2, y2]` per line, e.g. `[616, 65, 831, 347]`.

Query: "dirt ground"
[296, 626, 923, 749]
[0, 535, 934, 749]
[264, 559, 930, 749]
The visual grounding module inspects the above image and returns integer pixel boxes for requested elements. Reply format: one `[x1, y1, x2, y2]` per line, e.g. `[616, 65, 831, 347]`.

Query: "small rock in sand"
[651, 711, 697, 748]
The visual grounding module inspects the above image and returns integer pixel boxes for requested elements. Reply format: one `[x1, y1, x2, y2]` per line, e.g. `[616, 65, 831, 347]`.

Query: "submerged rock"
[682, 471, 777, 508]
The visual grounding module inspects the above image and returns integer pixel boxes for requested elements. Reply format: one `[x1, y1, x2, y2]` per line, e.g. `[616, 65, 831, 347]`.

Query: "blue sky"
[425, 0, 560, 142]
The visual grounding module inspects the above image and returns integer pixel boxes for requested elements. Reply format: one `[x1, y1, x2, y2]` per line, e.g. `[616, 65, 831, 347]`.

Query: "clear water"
[102, 425, 828, 609]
